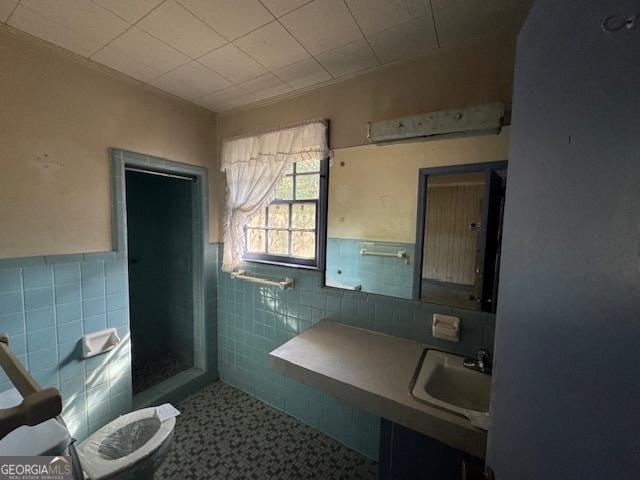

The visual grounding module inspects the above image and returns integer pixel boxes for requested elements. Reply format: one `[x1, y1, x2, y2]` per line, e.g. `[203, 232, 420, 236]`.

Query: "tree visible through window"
[244, 158, 323, 266]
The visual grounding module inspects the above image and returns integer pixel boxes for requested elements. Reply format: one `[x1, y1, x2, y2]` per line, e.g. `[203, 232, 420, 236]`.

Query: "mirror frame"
[412, 160, 508, 312]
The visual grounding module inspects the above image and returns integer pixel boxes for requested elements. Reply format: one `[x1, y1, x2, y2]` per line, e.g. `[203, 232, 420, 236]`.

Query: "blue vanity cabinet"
[378, 419, 483, 480]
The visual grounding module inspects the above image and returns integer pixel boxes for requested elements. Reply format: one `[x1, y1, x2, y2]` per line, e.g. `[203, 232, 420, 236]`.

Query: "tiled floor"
[156, 382, 378, 480]
[132, 351, 192, 394]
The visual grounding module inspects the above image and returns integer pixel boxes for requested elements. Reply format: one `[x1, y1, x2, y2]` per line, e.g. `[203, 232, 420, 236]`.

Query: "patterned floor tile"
[156, 382, 378, 479]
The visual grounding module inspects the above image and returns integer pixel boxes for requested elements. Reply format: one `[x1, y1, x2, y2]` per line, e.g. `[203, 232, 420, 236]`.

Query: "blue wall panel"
[326, 238, 414, 299]
[0, 253, 131, 441]
[216, 244, 495, 460]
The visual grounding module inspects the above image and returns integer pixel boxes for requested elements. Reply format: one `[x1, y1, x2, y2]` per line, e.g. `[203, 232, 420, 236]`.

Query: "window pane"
[291, 231, 316, 259]
[275, 176, 293, 200]
[268, 230, 289, 255]
[296, 158, 320, 173]
[295, 174, 319, 200]
[249, 208, 266, 228]
[284, 162, 294, 175]
[247, 229, 266, 253]
[268, 204, 289, 228]
[292, 203, 316, 229]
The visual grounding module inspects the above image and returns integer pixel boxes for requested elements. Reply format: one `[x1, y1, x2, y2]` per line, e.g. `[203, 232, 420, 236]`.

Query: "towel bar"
[359, 248, 406, 259]
[230, 270, 295, 290]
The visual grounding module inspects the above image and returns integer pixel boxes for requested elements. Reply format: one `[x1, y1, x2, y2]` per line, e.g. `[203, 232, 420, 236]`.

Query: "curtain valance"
[221, 121, 328, 272]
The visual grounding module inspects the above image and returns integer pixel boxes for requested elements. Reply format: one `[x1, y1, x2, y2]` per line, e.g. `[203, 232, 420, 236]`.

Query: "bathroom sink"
[411, 350, 491, 430]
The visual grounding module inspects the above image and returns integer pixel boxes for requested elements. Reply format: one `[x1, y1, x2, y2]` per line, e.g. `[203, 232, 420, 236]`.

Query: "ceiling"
[0, 0, 531, 113]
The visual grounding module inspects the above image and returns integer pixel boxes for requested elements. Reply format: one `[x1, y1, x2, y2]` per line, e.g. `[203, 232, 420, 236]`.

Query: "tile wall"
[325, 238, 415, 299]
[0, 253, 132, 441]
[216, 243, 496, 460]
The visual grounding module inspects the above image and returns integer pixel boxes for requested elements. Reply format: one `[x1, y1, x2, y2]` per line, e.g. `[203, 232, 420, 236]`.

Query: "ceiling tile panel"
[137, 0, 227, 58]
[260, 0, 311, 17]
[239, 72, 286, 93]
[240, 83, 292, 104]
[150, 61, 231, 99]
[169, 61, 232, 94]
[315, 38, 378, 78]
[234, 21, 309, 71]
[194, 85, 248, 110]
[93, 27, 190, 75]
[346, 0, 427, 35]
[216, 94, 256, 111]
[0, 0, 18, 23]
[93, 0, 164, 23]
[280, 0, 363, 55]
[433, 0, 532, 48]
[91, 43, 162, 82]
[274, 57, 331, 89]
[10, 0, 128, 56]
[368, 17, 437, 64]
[150, 72, 207, 100]
[9, 3, 110, 57]
[199, 44, 267, 84]
[176, 0, 274, 40]
[19, 0, 128, 46]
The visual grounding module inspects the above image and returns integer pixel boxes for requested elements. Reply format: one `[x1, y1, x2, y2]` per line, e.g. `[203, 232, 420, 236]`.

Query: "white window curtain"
[220, 121, 329, 272]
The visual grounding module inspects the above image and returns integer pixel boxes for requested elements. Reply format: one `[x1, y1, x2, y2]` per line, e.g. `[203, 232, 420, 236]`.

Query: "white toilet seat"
[76, 407, 175, 480]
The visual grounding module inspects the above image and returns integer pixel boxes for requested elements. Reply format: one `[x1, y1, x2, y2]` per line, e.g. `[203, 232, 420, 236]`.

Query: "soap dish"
[82, 328, 121, 358]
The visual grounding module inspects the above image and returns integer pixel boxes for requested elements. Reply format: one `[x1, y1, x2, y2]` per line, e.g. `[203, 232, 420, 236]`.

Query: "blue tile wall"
[126, 170, 194, 368]
[216, 243, 496, 461]
[326, 238, 415, 299]
[0, 253, 132, 441]
[205, 244, 219, 374]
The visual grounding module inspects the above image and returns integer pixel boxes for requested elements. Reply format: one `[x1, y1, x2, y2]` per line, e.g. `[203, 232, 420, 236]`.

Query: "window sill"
[242, 257, 321, 271]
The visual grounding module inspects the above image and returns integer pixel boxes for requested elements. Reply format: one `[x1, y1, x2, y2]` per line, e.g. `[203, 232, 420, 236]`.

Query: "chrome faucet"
[463, 349, 492, 374]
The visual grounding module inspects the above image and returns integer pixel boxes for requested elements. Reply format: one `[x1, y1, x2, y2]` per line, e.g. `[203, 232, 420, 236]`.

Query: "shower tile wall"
[216, 243, 496, 460]
[126, 171, 194, 376]
[326, 238, 415, 299]
[0, 253, 132, 441]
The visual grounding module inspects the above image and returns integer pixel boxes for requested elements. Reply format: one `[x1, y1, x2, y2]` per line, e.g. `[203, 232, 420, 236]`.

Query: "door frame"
[110, 149, 209, 406]
[412, 160, 508, 311]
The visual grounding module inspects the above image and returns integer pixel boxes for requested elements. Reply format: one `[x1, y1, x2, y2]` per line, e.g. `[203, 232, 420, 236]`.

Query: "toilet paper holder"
[432, 314, 461, 342]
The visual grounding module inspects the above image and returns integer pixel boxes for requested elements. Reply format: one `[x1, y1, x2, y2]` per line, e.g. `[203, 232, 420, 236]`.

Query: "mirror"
[415, 163, 507, 312]
[325, 128, 510, 311]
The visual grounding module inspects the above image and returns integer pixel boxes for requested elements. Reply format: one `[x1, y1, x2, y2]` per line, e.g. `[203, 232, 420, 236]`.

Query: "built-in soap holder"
[432, 314, 460, 342]
[82, 328, 121, 358]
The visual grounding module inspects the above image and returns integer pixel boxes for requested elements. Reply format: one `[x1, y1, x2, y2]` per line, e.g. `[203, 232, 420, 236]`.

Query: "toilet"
[0, 388, 175, 479]
[76, 407, 175, 480]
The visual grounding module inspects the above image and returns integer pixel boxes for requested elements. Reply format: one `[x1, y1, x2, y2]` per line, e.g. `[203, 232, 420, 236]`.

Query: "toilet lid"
[76, 407, 175, 480]
[0, 388, 71, 456]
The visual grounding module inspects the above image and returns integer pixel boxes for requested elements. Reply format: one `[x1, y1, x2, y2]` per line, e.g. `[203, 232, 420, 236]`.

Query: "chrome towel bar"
[230, 270, 295, 290]
[359, 248, 406, 259]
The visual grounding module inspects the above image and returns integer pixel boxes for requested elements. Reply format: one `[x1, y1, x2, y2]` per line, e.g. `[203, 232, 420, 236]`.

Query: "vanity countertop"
[269, 320, 487, 459]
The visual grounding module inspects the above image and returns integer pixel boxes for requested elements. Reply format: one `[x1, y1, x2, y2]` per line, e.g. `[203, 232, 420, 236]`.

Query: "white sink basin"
[411, 350, 492, 430]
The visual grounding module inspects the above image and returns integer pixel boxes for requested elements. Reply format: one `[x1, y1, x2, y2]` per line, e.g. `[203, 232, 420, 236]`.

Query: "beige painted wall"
[0, 26, 221, 259]
[217, 30, 517, 150]
[327, 128, 510, 243]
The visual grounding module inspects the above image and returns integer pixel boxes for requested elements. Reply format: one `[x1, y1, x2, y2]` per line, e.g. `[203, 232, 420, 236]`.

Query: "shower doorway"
[111, 150, 208, 405]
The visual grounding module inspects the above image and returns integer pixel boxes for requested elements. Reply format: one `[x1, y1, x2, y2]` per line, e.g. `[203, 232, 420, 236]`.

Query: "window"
[244, 157, 327, 268]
